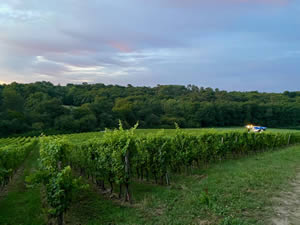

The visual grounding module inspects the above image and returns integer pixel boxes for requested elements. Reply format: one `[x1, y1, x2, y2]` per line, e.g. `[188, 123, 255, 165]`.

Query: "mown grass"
[0, 144, 46, 225]
[66, 145, 300, 225]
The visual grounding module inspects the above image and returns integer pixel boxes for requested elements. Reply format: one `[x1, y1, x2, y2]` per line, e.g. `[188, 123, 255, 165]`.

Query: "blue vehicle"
[252, 126, 267, 132]
[246, 125, 267, 133]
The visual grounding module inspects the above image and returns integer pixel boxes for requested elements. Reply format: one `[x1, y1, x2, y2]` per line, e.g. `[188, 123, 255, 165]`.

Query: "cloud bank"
[0, 0, 299, 91]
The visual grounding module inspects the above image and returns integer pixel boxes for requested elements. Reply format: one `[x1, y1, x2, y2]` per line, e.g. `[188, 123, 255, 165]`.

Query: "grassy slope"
[67, 145, 300, 225]
[0, 144, 46, 225]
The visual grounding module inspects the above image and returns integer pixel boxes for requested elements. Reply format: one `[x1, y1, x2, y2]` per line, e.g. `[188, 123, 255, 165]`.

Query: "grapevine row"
[35, 137, 85, 225]
[64, 125, 300, 198]
[0, 137, 37, 188]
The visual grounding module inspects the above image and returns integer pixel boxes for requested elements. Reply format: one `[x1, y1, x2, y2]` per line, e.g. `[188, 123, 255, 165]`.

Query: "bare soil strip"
[270, 171, 300, 225]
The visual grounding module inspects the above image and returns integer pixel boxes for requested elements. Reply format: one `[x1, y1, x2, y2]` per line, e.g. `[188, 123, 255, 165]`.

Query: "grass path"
[66, 145, 300, 225]
[65, 175, 146, 225]
[0, 144, 46, 225]
[270, 171, 300, 225]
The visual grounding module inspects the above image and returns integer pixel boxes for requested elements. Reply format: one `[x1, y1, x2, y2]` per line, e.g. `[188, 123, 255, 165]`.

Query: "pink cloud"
[108, 41, 133, 53]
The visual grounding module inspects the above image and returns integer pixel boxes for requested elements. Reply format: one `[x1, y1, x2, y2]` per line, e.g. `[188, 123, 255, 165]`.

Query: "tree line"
[0, 81, 300, 136]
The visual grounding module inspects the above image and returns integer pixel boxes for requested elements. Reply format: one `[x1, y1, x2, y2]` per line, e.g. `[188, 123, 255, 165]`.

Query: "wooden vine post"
[287, 134, 291, 146]
[124, 150, 131, 203]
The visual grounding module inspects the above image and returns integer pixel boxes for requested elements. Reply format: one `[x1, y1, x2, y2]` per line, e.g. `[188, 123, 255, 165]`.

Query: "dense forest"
[0, 81, 300, 136]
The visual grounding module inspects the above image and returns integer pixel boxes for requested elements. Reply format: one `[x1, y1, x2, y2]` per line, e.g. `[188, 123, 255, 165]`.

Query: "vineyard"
[1, 127, 300, 224]
[0, 136, 37, 189]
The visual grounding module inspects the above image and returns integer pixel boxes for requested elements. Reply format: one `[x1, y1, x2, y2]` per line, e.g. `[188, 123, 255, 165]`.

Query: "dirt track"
[270, 172, 300, 225]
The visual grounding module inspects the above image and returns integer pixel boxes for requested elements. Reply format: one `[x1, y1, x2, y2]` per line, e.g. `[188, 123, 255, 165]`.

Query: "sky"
[0, 0, 299, 92]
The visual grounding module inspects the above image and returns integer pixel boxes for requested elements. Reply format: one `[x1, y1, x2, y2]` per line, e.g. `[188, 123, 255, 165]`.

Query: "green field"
[0, 128, 300, 225]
